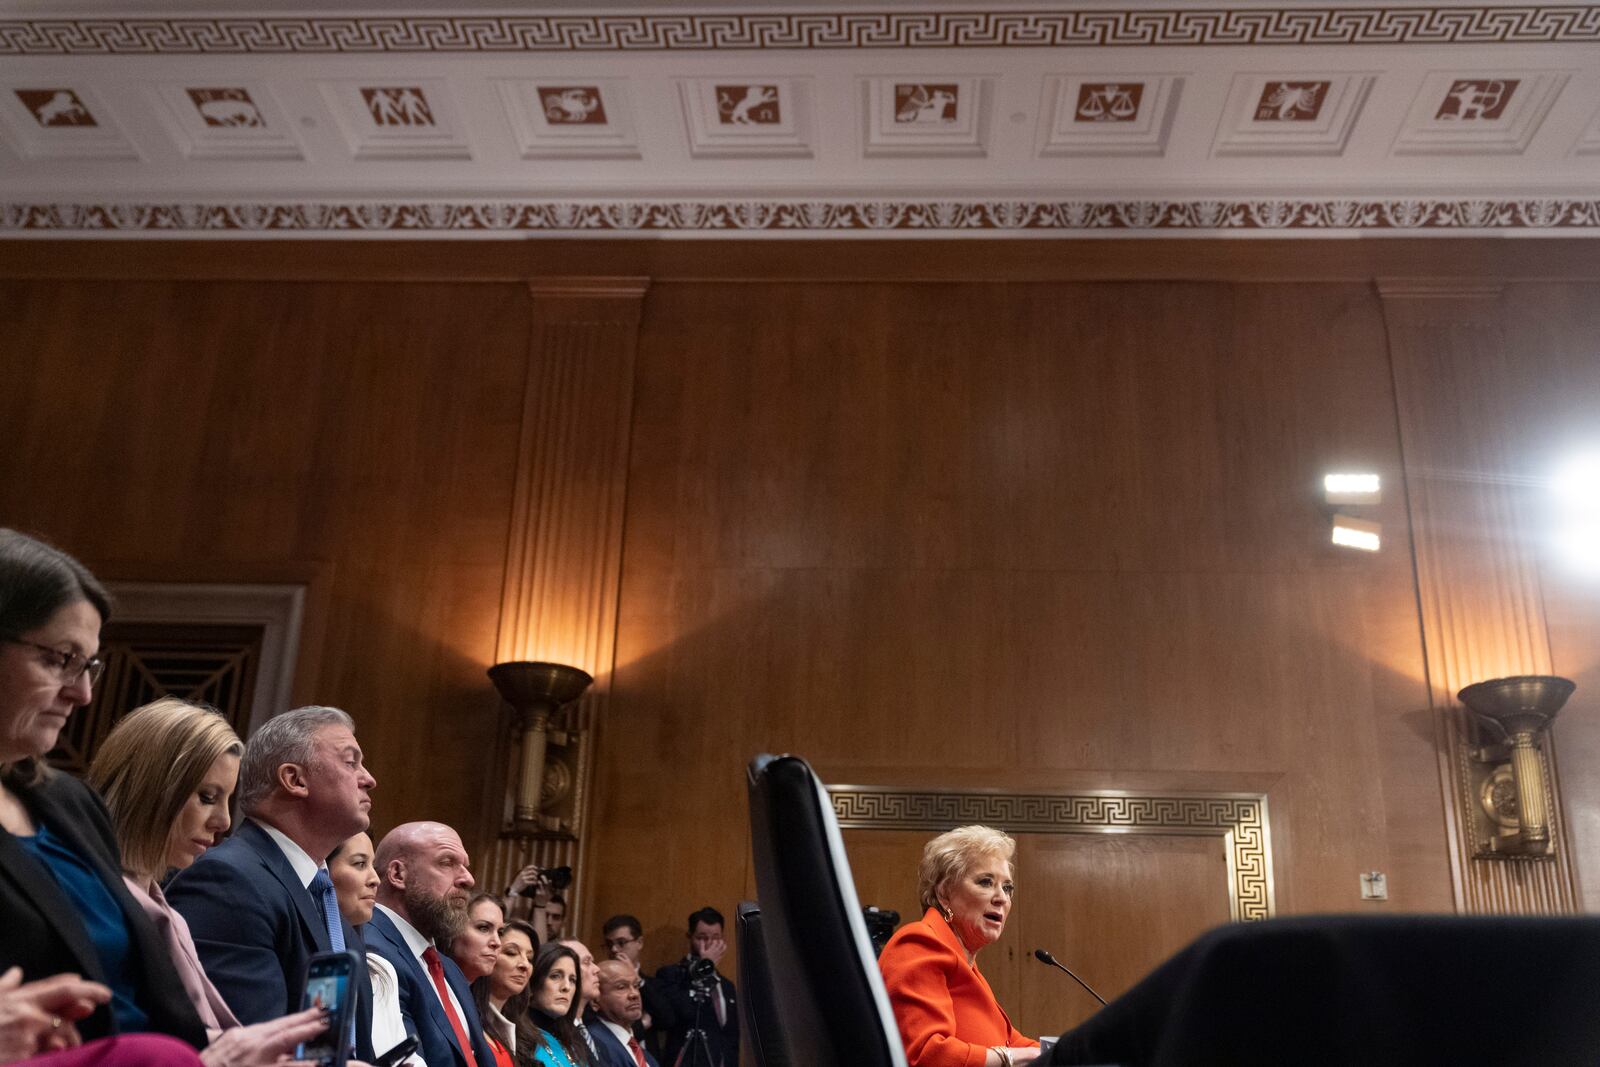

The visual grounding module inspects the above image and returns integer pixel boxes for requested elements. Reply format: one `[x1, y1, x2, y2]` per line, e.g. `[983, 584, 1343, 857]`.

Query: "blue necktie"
[308, 869, 347, 951]
[308, 869, 357, 1056]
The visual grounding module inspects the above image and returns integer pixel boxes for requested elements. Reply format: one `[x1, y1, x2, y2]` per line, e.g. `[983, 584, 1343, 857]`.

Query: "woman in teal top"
[0, 527, 207, 1050]
[526, 942, 594, 1067]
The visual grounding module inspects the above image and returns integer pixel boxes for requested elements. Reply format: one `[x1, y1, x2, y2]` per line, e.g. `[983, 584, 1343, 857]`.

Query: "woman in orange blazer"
[878, 826, 1041, 1067]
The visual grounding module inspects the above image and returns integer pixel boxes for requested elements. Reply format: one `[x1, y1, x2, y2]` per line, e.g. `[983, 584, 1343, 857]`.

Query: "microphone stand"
[1033, 949, 1107, 1007]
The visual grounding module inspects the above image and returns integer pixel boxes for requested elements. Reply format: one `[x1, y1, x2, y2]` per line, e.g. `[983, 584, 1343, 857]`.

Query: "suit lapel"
[588, 1020, 624, 1067]
[369, 910, 463, 1067]
[443, 952, 493, 1067]
[236, 820, 331, 952]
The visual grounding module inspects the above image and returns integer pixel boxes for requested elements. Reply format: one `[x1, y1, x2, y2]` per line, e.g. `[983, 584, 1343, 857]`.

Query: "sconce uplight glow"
[1553, 523, 1600, 576]
[1550, 451, 1600, 576]
[1550, 452, 1600, 506]
[1324, 472, 1382, 506]
[1331, 514, 1381, 552]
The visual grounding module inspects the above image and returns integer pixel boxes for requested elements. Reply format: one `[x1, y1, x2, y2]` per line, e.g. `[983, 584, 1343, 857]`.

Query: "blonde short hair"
[87, 697, 243, 881]
[917, 825, 1017, 911]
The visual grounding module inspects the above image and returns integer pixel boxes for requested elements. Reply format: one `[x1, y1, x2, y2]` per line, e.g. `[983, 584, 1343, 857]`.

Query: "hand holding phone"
[373, 1035, 418, 1067]
[297, 951, 362, 1067]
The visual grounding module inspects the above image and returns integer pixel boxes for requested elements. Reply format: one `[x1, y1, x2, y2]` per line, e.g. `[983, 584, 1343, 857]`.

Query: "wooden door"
[843, 828, 1234, 1041]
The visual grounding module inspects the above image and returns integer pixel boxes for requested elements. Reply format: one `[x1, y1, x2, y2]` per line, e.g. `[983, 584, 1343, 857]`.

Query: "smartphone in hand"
[297, 950, 362, 1067]
[374, 1034, 419, 1067]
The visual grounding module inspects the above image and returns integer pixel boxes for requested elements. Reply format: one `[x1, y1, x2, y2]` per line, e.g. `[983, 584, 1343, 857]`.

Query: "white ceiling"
[2, 0, 1597, 238]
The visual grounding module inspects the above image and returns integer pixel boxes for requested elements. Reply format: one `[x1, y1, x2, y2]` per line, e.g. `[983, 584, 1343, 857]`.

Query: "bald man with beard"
[364, 822, 495, 1067]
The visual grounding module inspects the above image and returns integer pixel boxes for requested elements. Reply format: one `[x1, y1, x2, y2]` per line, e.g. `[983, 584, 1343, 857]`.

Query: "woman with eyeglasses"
[0, 529, 320, 1067]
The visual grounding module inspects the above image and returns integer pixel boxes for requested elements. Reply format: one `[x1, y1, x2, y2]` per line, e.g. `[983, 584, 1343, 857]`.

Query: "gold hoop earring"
[941, 905, 954, 924]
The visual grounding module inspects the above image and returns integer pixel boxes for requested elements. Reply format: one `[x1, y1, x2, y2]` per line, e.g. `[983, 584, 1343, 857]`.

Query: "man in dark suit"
[591, 959, 660, 1067]
[366, 821, 494, 1067]
[654, 907, 739, 1067]
[561, 939, 604, 1059]
[166, 705, 377, 1059]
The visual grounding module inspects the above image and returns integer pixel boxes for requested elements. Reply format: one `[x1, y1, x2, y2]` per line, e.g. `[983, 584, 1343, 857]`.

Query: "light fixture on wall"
[1324, 472, 1382, 506]
[1325, 471, 1382, 551]
[1457, 675, 1576, 860]
[488, 661, 593, 837]
[1330, 514, 1382, 552]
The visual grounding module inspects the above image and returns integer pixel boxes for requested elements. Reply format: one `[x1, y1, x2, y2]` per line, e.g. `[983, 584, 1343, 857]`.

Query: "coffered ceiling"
[2, 0, 1597, 238]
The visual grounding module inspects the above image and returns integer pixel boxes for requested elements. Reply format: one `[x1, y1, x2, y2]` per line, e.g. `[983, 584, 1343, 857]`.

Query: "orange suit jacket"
[878, 907, 1039, 1067]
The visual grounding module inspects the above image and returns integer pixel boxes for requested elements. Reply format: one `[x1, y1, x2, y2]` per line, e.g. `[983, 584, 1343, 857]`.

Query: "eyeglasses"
[604, 936, 641, 952]
[1, 636, 105, 687]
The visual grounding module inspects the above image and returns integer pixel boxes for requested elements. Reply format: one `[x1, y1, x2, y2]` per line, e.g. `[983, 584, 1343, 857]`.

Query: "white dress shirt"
[255, 821, 425, 1063]
[373, 903, 471, 1025]
[485, 1002, 517, 1055]
[369, 953, 429, 1067]
[255, 818, 323, 888]
[600, 1017, 635, 1049]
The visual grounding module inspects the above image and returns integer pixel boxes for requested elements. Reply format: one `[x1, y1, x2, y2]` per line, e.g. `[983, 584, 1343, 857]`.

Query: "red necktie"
[422, 946, 480, 1067]
[627, 1036, 647, 1067]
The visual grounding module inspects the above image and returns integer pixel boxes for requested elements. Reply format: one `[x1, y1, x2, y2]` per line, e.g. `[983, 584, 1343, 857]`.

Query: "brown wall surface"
[4, 246, 1598, 1027]
[0, 278, 531, 837]
[590, 279, 1447, 987]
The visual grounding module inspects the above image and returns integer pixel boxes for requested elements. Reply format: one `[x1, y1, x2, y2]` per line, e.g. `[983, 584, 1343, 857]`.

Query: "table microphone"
[1033, 948, 1107, 1006]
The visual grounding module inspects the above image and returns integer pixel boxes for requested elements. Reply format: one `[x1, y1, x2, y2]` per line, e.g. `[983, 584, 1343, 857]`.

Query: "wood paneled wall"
[591, 279, 1447, 986]
[4, 246, 1599, 1034]
[0, 278, 531, 837]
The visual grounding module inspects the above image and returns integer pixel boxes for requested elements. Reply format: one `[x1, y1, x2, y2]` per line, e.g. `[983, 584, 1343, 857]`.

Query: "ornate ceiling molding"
[4, 6, 1599, 56]
[5, 196, 1598, 236]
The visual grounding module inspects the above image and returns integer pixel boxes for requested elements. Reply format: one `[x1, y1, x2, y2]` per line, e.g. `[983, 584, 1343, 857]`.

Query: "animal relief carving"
[1254, 81, 1329, 121]
[17, 89, 95, 127]
[716, 85, 780, 125]
[540, 86, 607, 124]
[894, 84, 958, 123]
[188, 88, 265, 128]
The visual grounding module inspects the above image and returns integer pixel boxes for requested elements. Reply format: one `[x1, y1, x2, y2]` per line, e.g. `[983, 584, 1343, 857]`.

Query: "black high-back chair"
[746, 753, 907, 1067]
[735, 901, 793, 1067]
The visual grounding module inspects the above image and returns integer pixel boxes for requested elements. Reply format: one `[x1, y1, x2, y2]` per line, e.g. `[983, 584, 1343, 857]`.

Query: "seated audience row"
[0, 530, 327, 1067]
[0, 529, 733, 1067]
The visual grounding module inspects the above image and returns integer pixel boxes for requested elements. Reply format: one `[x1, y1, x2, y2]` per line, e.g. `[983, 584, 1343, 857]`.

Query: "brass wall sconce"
[1457, 675, 1576, 860]
[488, 661, 593, 838]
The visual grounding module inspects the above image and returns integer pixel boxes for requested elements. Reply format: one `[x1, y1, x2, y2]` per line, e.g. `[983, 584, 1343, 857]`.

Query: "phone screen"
[299, 952, 358, 1066]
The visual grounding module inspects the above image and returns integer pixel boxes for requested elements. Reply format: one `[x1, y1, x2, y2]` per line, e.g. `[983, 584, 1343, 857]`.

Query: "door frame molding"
[828, 784, 1274, 921]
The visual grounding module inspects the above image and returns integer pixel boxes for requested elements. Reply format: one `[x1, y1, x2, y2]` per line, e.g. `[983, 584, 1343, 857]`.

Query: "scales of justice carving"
[1076, 83, 1142, 123]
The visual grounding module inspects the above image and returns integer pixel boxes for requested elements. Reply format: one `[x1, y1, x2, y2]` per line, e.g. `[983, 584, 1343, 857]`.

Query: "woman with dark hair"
[328, 832, 422, 1066]
[445, 892, 505, 986]
[471, 920, 538, 1067]
[526, 943, 593, 1067]
[0, 529, 319, 1067]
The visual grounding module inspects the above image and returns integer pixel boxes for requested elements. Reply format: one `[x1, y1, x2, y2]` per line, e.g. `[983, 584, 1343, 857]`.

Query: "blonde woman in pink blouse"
[87, 697, 324, 1066]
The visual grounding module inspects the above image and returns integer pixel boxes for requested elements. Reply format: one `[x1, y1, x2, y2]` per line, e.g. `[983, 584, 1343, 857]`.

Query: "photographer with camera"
[504, 865, 572, 946]
[651, 908, 737, 1067]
